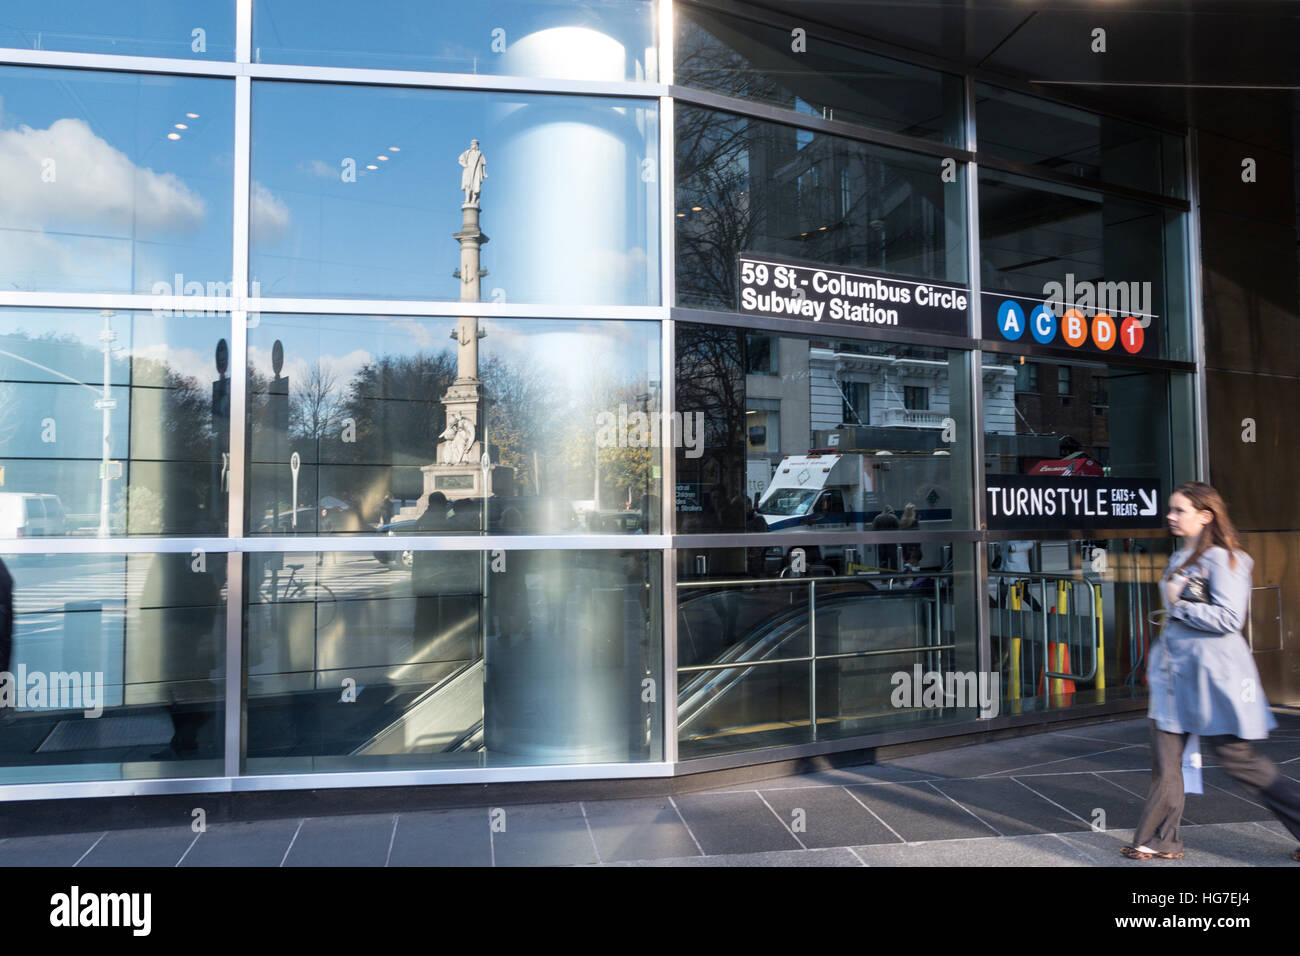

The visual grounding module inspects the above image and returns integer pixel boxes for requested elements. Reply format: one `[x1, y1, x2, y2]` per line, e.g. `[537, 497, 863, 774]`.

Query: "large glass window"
[247, 314, 662, 536]
[675, 323, 975, 543]
[676, 3, 964, 145]
[987, 535, 1172, 715]
[250, 83, 659, 304]
[0, 308, 230, 536]
[0, 1, 235, 59]
[983, 354, 1178, 489]
[0, 551, 227, 784]
[252, 0, 656, 81]
[0, 66, 234, 295]
[975, 84, 1186, 199]
[979, 171, 1189, 361]
[245, 548, 662, 772]
[677, 106, 966, 310]
[676, 543, 978, 758]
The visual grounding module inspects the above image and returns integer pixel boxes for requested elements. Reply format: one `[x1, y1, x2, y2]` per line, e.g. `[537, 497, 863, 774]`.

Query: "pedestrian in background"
[1124, 481, 1300, 861]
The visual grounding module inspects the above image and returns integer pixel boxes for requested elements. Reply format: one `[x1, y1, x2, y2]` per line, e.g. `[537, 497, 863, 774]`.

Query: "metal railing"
[677, 570, 954, 741]
[991, 572, 1103, 711]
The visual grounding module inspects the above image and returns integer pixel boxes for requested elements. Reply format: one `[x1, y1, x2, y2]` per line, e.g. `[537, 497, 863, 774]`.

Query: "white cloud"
[0, 117, 205, 232]
[247, 345, 374, 394]
[250, 180, 290, 241]
[0, 228, 131, 292]
[298, 158, 336, 180]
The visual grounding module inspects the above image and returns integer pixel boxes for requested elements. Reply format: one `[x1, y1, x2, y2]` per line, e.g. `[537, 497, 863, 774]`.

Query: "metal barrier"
[991, 572, 1103, 711]
[677, 571, 954, 741]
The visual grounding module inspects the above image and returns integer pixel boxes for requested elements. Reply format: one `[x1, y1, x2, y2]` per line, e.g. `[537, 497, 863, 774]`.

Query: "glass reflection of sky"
[0, 308, 227, 388]
[253, 0, 654, 79]
[250, 83, 658, 304]
[0, 65, 233, 294]
[0, 0, 236, 59]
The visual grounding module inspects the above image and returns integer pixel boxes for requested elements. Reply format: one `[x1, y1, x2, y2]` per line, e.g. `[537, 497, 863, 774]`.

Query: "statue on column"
[459, 140, 487, 206]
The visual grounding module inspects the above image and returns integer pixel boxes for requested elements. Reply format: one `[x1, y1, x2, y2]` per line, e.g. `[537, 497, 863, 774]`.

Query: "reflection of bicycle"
[262, 562, 337, 629]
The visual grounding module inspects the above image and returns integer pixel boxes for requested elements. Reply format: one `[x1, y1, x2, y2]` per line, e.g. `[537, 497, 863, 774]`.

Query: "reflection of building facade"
[1, 1, 1298, 811]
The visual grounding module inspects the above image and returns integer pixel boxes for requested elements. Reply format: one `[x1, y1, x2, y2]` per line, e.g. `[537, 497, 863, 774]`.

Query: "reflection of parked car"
[595, 510, 642, 533]
[255, 501, 352, 533]
[0, 493, 66, 538]
[372, 518, 418, 569]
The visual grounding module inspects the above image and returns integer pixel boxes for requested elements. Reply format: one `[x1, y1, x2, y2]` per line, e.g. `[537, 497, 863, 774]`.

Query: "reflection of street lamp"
[96, 311, 118, 537]
[0, 317, 122, 536]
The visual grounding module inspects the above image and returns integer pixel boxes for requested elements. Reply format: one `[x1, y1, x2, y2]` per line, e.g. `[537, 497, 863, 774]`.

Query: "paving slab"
[927, 777, 1091, 836]
[178, 820, 301, 867]
[847, 781, 1001, 842]
[670, 791, 802, 855]
[282, 813, 395, 867]
[1058, 821, 1300, 867]
[388, 808, 492, 867]
[852, 832, 1094, 867]
[78, 827, 198, 867]
[0, 831, 106, 867]
[488, 802, 598, 867]
[606, 846, 863, 867]
[581, 797, 702, 863]
[759, 785, 902, 848]
[1011, 773, 1140, 830]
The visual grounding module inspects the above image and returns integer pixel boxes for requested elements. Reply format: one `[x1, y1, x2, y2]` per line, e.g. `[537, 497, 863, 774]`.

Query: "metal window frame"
[0, 0, 1203, 800]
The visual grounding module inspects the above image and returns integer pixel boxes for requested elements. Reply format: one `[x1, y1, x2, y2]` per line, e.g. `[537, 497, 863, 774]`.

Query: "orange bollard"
[1037, 641, 1076, 698]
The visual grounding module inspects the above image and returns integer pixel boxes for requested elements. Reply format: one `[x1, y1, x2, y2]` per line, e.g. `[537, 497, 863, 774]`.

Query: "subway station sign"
[986, 474, 1164, 531]
[737, 254, 969, 336]
[983, 285, 1155, 357]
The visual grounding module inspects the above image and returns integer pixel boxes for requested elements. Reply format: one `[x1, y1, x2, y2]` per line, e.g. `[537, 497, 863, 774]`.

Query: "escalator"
[350, 658, 484, 755]
[677, 582, 950, 749]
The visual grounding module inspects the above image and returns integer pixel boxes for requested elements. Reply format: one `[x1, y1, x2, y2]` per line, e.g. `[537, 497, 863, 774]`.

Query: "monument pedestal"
[420, 459, 514, 502]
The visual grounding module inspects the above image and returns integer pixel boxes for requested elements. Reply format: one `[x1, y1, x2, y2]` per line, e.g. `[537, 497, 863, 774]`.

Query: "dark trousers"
[1132, 719, 1300, 854]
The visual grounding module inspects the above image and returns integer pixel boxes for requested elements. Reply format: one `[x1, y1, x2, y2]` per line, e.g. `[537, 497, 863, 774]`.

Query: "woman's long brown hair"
[1172, 481, 1244, 571]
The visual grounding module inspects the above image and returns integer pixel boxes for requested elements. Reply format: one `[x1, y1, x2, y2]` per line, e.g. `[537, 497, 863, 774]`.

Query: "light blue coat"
[1147, 546, 1276, 739]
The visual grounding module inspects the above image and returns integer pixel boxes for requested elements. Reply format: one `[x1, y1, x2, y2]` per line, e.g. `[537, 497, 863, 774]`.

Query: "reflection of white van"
[0, 493, 67, 538]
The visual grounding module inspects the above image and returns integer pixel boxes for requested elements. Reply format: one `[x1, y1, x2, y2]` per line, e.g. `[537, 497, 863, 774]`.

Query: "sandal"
[1121, 845, 1184, 860]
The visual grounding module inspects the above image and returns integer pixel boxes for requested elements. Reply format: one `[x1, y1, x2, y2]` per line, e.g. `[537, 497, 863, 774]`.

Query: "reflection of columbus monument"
[420, 140, 513, 505]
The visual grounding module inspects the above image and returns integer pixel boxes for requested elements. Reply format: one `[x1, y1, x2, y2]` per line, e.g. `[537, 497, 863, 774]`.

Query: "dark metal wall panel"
[1200, 212, 1300, 377]
[1205, 369, 1300, 531]
[1239, 531, 1300, 707]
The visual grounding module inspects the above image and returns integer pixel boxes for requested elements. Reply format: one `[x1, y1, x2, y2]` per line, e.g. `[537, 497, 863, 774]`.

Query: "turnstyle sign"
[737, 254, 969, 336]
[985, 475, 1163, 531]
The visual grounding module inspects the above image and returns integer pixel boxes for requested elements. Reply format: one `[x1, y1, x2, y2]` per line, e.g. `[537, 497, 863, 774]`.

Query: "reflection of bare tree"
[480, 354, 553, 496]
[289, 361, 343, 441]
[677, 97, 956, 309]
[675, 10, 786, 106]
[676, 105, 761, 311]
[675, 324, 745, 531]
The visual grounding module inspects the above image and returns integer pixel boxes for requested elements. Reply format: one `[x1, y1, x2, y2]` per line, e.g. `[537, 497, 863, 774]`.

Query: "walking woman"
[1124, 481, 1300, 861]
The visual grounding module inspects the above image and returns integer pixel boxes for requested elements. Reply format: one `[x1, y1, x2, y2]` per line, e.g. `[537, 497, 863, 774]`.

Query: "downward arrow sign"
[1138, 489, 1158, 516]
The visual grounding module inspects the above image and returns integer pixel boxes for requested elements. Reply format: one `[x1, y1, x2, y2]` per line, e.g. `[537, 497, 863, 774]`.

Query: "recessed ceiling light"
[690, 205, 702, 211]
[167, 132, 181, 140]
[366, 164, 378, 170]
[174, 123, 188, 130]
[676, 213, 685, 217]
[377, 155, 388, 161]
[186, 112, 199, 118]
[388, 146, 400, 152]
[818, 225, 827, 231]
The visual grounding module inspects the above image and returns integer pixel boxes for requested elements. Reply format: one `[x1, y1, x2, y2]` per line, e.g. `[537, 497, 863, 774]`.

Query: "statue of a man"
[459, 140, 487, 206]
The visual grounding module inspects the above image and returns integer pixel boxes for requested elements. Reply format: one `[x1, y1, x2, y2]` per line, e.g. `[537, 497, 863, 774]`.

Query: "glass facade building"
[0, 0, 1235, 799]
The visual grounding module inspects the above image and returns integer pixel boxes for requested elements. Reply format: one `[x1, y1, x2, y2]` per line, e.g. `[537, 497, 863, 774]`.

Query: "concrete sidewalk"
[2, 715, 1299, 866]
